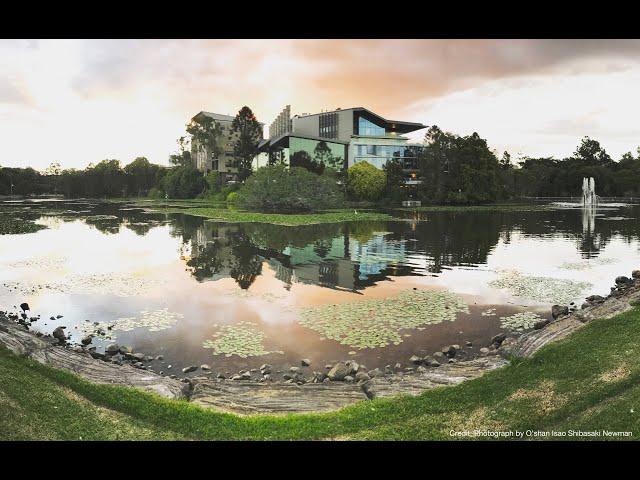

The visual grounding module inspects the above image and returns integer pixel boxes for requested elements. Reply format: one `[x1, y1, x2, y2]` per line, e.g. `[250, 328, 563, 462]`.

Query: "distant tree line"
[3, 118, 640, 205]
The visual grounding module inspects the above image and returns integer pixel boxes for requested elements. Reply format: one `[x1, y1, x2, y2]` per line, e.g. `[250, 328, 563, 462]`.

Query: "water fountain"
[582, 177, 598, 207]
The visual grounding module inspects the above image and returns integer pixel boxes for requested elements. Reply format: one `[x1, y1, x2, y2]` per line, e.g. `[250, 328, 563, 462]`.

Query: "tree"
[231, 106, 262, 181]
[237, 165, 343, 213]
[573, 137, 613, 166]
[161, 165, 207, 199]
[499, 151, 512, 170]
[124, 157, 161, 197]
[185, 118, 221, 167]
[347, 161, 386, 201]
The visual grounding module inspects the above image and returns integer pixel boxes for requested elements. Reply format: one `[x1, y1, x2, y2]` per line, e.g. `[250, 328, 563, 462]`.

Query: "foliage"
[186, 117, 222, 167]
[160, 165, 207, 199]
[226, 191, 239, 203]
[347, 161, 386, 201]
[231, 106, 262, 181]
[153, 206, 394, 226]
[236, 165, 344, 213]
[417, 126, 501, 204]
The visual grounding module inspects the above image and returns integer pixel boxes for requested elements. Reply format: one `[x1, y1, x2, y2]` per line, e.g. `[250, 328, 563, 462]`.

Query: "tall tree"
[185, 118, 222, 167]
[231, 106, 262, 181]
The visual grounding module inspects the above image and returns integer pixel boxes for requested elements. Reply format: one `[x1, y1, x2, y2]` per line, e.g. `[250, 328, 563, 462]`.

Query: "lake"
[1, 199, 639, 376]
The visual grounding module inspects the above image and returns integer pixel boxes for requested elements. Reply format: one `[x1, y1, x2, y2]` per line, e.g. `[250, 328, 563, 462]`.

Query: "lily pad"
[489, 270, 591, 305]
[203, 321, 281, 358]
[298, 289, 469, 350]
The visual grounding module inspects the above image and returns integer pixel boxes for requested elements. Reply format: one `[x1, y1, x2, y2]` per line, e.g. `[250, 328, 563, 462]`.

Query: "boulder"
[200, 364, 211, 371]
[551, 305, 569, 319]
[491, 333, 507, 347]
[80, 335, 92, 346]
[615, 276, 632, 286]
[327, 361, 357, 381]
[632, 270, 640, 279]
[52, 326, 67, 342]
[533, 319, 550, 330]
[19, 303, 30, 312]
[409, 355, 423, 365]
[368, 368, 382, 378]
[105, 343, 120, 355]
[301, 358, 311, 367]
[586, 295, 606, 304]
[355, 371, 370, 382]
[182, 365, 198, 374]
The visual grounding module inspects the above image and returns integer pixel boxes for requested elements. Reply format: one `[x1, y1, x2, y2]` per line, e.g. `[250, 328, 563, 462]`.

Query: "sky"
[2, 39, 640, 171]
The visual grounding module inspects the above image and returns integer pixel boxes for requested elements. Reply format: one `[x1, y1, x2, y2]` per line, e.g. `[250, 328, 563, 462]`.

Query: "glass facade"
[353, 144, 423, 169]
[289, 137, 346, 166]
[358, 117, 385, 136]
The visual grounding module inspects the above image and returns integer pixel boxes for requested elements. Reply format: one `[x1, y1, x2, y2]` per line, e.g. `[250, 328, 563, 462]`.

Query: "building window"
[319, 112, 338, 139]
[212, 160, 219, 170]
[358, 117, 385, 136]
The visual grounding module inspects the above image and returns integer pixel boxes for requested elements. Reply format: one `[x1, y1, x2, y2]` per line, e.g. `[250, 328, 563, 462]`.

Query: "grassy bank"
[2, 306, 640, 440]
[145, 206, 395, 226]
[392, 203, 552, 213]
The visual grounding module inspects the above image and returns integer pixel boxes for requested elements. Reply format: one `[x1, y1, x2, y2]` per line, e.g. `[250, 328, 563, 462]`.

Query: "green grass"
[2, 307, 640, 440]
[392, 203, 552, 213]
[146, 206, 395, 226]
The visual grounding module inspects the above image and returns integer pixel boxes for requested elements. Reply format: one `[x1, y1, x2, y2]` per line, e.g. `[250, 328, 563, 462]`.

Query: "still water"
[1, 199, 639, 374]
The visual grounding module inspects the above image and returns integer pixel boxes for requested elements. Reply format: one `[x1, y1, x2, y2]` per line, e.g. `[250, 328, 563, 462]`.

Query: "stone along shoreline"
[1, 269, 639, 414]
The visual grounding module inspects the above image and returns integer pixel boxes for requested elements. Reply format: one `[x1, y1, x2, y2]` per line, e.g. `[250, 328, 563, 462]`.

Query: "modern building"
[190, 111, 264, 182]
[255, 106, 427, 184]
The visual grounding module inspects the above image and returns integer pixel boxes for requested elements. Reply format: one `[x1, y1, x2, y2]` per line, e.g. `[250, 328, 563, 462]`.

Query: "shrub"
[347, 161, 386, 201]
[147, 187, 163, 199]
[226, 191, 239, 203]
[237, 165, 343, 213]
[161, 165, 206, 199]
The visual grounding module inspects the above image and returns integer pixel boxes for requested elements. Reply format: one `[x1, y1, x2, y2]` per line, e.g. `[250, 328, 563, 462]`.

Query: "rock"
[52, 326, 67, 342]
[200, 364, 211, 371]
[19, 302, 30, 312]
[416, 366, 427, 373]
[534, 319, 550, 330]
[355, 371, 370, 382]
[289, 366, 300, 373]
[615, 276, 632, 286]
[423, 357, 440, 367]
[216, 373, 226, 379]
[491, 333, 507, 347]
[586, 295, 606, 304]
[182, 365, 197, 374]
[263, 374, 271, 381]
[344, 375, 354, 383]
[231, 375, 242, 381]
[325, 364, 332, 370]
[105, 343, 120, 355]
[283, 373, 293, 380]
[155, 355, 164, 360]
[80, 336, 92, 346]
[433, 351, 445, 360]
[240, 371, 251, 380]
[384, 365, 393, 375]
[119, 345, 132, 355]
[442, 345, 458, 357]
[301, 358, 311, 367]
[144, 355, 154, 362]
[394, 363, 402, 370]
[327, 361, 355, 381]
[632, 270, 640, 279]
[465, 341, 473, 347]
[409, 355, 423, 365]
[368, 368, 382, 378]
[131, 353, 145, 361]
[551, 305, 569, 319]
[581, 302, 590, 310]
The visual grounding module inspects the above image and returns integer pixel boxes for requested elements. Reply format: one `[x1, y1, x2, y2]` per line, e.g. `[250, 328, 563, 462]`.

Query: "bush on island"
[347, 161, 386, 202]
[237, 165, 344, 213]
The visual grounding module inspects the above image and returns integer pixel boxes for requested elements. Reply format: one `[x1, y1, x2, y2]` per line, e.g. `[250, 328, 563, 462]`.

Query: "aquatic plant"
[202, 321, 282, 358]
[559, 257, 618, 271]
[481, 308, 497, 316]
[489, 270, 591, 305]
[111, 308, 183, 332]
[298, 289, 469, 350]
[499, 311, 544, 331]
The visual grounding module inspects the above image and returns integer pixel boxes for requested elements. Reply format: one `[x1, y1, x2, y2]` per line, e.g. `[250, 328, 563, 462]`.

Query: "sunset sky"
[2, 39, 640, 170]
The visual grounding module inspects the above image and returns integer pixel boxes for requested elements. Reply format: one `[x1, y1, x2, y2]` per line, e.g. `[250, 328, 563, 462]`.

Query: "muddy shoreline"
[1, 269, 639, 414]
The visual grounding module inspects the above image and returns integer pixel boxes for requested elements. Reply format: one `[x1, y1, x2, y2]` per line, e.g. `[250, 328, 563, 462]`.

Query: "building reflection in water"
[178, 205, 640, 291]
